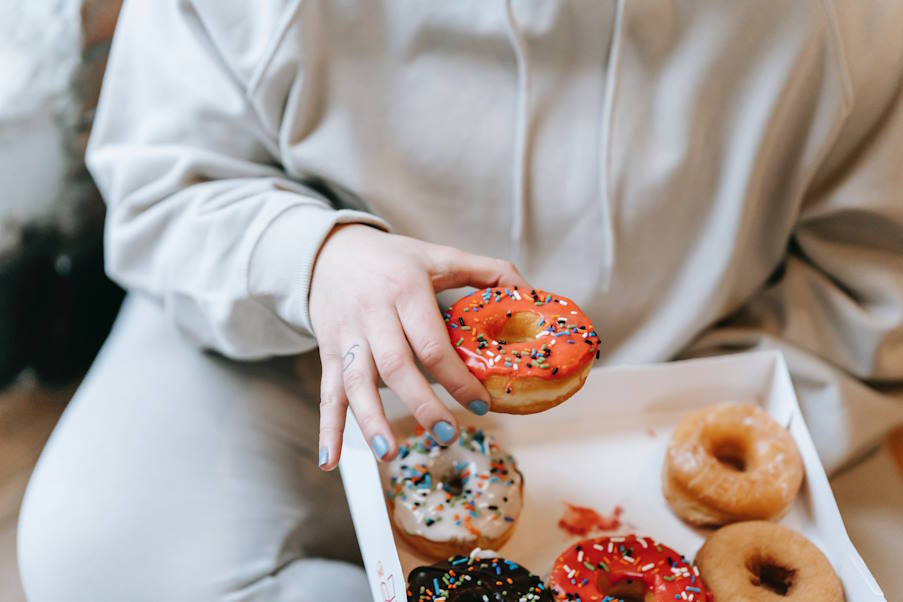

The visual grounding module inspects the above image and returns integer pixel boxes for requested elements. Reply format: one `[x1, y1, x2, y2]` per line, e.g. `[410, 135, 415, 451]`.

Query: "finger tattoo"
[342, 344, 361, 372]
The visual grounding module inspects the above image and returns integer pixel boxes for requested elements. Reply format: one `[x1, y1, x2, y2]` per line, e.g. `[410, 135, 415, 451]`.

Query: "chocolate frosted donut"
[407, 555, 552, 601]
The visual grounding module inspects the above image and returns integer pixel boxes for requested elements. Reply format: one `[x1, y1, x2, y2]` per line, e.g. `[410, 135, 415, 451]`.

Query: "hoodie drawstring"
[503, 0, 531, 266]
[594, 0, 624, 292]
[503, 0, 620, 292]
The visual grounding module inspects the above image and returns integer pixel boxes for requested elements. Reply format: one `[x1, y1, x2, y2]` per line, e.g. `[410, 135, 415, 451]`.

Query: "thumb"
[429, 246, 531, 292]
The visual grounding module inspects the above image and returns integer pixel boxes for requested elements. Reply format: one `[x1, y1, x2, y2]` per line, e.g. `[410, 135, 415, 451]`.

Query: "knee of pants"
[18, 464, 372, 602]
[16, 453, 178, 602]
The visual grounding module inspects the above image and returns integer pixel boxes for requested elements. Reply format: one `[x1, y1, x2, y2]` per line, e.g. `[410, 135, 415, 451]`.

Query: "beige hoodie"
[87, 0, 903, 471]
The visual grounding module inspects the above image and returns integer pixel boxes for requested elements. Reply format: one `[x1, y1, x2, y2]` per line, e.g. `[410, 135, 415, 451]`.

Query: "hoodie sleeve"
[86, 0, 388, 359]
[684, 1, 903, 472]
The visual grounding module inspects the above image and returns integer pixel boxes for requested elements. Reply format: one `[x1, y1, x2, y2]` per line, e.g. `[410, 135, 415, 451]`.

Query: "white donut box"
[339, 350, 886, 601]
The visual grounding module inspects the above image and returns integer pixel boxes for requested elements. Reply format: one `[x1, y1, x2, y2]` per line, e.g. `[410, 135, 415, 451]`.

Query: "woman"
[18, 1, 903, 600]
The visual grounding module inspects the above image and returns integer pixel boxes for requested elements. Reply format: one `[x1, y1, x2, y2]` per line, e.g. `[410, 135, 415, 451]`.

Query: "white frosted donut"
[382, 426, 523, 559]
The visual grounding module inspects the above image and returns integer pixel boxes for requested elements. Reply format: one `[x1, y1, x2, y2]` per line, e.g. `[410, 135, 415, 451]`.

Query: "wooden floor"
[0, 379, 72, 602]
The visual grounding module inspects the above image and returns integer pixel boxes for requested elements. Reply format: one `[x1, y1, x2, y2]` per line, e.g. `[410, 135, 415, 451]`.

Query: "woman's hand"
[310, 224, 529, 469]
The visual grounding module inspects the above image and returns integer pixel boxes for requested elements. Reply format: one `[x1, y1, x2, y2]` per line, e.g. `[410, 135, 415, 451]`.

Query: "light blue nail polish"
[318, 447, 329, 467]
[433, 421, 456, 445]
[371, 434, 390, 459]
[468, 399, 489, 416]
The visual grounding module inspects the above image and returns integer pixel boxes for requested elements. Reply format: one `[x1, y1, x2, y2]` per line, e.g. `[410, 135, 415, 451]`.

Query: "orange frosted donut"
[444, 288, 600, 413]
[549, 534, 712, 601]
[662, 402, 804, 526]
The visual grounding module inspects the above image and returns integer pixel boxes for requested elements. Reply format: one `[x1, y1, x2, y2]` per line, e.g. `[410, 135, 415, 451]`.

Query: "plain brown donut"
[662, 402, 804, 525]
[696, 521, 844, 601]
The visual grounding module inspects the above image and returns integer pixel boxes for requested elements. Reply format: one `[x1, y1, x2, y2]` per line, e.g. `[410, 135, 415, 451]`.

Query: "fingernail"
[318, 447, 329, 468]
[371, 434, 390, 459]
[433, 421, 456, 445]
[468, 400, 489, 416]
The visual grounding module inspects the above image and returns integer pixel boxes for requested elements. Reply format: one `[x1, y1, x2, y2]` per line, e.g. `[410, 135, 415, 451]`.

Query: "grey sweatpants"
[17, 295, 371, 601]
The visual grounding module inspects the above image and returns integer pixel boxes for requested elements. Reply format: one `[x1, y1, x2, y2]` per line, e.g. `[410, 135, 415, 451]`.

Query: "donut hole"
[710, 439, 747, 472]
[597, 574, 646, 602]
[747, 556, 796, 596]
[495, 311, 542, 343]
[440, 471, 465, 497]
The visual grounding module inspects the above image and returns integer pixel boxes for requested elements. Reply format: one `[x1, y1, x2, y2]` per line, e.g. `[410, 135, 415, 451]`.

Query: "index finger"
[396, 286, 492, 416]
[428, 247, 530, 292]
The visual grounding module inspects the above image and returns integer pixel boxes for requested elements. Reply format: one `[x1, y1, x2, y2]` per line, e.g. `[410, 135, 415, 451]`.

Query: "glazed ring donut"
[383, 426, 523, 559]
[695, 521, 844, 601]
[548, 534, 711, 601]
[407, 555, 552, 601]
[445, 287, 600, 413]
[662, 402, 804, 526]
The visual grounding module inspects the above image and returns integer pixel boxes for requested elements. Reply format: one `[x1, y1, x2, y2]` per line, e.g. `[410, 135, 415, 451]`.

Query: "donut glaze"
[444, 288, 600, 411]
[549, 535, 712, 601]
[407, 555, 552, 601]
[384, 427, 523, 557]
[662, 402, 804, 526]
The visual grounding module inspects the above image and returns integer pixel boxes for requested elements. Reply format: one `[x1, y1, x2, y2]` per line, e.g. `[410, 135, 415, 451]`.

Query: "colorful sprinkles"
[549, 535, 711, 601]
[384, 427, 522, 546]
[444, 288, 601, 389]
[407, 555, 552, 601]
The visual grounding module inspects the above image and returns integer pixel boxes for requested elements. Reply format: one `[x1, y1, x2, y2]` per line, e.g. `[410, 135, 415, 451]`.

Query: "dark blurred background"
[0, 0, 124, 391]
[0, 1, 123, 597]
